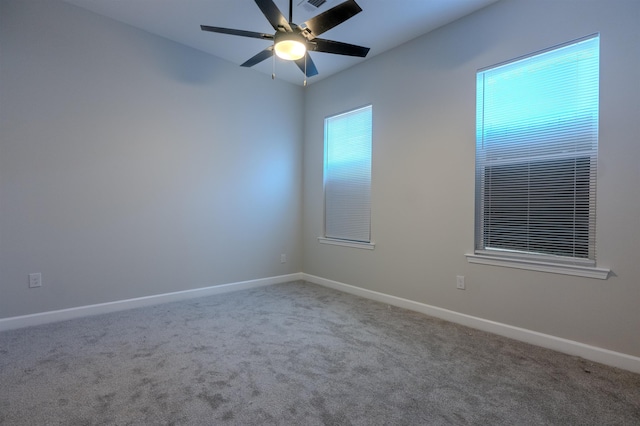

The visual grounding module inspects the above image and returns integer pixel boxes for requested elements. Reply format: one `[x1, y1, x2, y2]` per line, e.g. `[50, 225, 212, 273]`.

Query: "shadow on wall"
[144, 35, 226, 85]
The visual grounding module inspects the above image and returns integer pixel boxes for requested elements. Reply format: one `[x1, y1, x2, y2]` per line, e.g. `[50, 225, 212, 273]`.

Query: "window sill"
[318, 237, 375, 250]
[465, 253, 610, 279]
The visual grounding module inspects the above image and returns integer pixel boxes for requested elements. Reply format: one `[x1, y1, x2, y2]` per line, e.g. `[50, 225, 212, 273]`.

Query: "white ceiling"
[62, 0, 499, 85]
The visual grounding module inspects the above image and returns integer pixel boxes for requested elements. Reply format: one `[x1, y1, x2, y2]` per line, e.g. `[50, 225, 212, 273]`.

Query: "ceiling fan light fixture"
[274, 33, 306, 61]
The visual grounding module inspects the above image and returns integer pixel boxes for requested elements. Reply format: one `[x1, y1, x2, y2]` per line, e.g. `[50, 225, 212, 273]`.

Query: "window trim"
[472, 35, 606, 276]
[465, 253, 609, 280]
[318, 237, 375, 250]
[322, 104, 373, 247]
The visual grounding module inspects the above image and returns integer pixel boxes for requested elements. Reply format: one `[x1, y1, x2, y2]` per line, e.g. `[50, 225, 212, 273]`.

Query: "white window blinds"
[475, 35, 599, 264]
[324, 105, 372, 243]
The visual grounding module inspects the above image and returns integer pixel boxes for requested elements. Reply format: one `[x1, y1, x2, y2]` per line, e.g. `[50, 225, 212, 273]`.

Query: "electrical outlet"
[456, 275, 465, 290]
[280, 254, 286, 263]
[29, 273, 42, 288]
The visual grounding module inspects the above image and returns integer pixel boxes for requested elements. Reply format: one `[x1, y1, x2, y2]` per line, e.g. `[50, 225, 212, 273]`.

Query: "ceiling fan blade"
[254, 0, 292, 32]
[312, 38, 369, 57]
[302, 0, 362, 38]
[241, 46, 275, 67]
[200, 25, 274, 41]
[294, 53, 319, 77]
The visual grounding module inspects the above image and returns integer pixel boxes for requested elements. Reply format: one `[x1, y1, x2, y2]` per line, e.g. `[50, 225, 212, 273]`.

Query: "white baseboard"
[4, 271, 638, 374]
[0, 273, 303, 332]
[302, 273, 640, 374]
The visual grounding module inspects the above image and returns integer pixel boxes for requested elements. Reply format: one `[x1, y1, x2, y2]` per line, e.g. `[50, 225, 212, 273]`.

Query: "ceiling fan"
[200, 0, 370, 79]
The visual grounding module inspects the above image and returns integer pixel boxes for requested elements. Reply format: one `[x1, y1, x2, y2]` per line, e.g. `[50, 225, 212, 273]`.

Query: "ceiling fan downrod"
[289, 0, 293, 25]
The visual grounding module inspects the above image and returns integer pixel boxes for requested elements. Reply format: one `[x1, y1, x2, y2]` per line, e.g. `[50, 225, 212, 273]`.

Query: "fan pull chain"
[272, 47, 276, 80]
[303, 54, 307, 86]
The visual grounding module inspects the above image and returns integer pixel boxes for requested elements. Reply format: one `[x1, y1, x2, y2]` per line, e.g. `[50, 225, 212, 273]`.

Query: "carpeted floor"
[0, 280, 639, 425]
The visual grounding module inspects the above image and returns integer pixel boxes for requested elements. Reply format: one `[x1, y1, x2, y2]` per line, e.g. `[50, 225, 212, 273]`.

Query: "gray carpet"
[0, 281, 639, 425]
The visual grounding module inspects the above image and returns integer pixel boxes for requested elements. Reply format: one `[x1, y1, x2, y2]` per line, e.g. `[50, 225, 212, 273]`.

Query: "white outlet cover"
[29, 273, 42, 288]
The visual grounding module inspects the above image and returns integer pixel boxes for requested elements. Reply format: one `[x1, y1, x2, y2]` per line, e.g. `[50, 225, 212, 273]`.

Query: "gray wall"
[0, 0, 304, 317]
[302, 0, 640, 357]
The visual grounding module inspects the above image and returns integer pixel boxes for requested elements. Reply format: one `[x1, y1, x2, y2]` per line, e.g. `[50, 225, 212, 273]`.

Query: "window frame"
[467, 35, 609, 279]
[319, 104, 374, 250]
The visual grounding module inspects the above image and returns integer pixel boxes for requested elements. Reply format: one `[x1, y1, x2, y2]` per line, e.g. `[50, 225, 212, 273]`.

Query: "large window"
[322, 105, 373, 247]
[472, 35, 604, 275]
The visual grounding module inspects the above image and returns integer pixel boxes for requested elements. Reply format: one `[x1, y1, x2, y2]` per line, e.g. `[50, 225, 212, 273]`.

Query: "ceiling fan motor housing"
[274, 31, 308, 60]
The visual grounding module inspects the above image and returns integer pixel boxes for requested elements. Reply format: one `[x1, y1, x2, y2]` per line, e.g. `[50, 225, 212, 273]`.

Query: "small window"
[323, 105, 372, 245]
[474, 35, 599, 266]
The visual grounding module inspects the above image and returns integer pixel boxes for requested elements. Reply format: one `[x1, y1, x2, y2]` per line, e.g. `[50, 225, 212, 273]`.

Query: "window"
[321, 105, 373, 249]
[470, 35, 608, 278]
